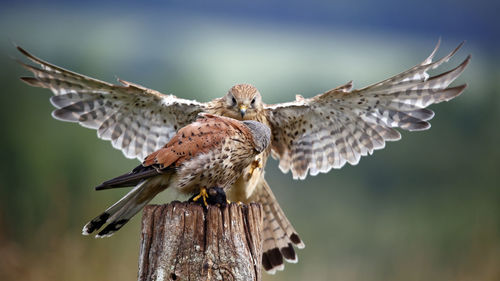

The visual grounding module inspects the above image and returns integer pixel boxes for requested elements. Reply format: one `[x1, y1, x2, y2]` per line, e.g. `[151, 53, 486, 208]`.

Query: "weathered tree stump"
[138, 202, 263, 281]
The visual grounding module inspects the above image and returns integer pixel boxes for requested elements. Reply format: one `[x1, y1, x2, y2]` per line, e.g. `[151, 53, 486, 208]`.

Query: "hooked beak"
[239, 105, 248, 117]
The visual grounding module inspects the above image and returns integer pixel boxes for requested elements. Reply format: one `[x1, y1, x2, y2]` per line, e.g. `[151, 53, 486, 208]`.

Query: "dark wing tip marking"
[94, 183, 109, 191]
[262, 252, 273, 271]
[82, 212, 110, 235]
[16, 45, 51, 67]
[262, 248, 284, 273]
[290, 233, 302, 245]
[95, 165, 158, 190]
[16, 45, 32, 58]
[19, 76, 43, 87]
[96, 219, 129, 238]
[280, 243, 297, 262]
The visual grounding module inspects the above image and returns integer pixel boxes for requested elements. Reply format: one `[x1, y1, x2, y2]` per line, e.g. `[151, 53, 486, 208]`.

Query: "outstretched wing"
[266, 41, 470, 179]
[17, 46, 205, 161]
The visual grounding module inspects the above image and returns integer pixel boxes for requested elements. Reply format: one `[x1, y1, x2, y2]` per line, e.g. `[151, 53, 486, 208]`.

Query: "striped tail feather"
[251, 178, 305, 274]
[82, 174, 172, 238]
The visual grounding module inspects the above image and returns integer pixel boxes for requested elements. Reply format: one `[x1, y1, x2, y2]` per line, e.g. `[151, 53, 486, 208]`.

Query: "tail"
[82, 174, 172, 238]
[250, 177, 305, 274]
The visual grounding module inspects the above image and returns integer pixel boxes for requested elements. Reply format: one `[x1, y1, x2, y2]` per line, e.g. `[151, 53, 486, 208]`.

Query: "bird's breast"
[173, 139, 257, 195]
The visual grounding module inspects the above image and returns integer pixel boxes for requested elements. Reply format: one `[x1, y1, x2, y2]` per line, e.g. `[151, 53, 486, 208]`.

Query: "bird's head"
[224, 84, 263, 120]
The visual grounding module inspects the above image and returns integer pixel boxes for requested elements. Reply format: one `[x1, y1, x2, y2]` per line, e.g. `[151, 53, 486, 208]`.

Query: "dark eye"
[232, 96, 237, 105]
[251, 98, 255, 105]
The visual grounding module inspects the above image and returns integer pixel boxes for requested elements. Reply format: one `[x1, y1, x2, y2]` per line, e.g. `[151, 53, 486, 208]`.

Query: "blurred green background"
[0, 1, 499, 281]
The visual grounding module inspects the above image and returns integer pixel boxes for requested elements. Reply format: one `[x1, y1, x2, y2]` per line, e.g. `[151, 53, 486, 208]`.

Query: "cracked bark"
[138, 201, 263, 281]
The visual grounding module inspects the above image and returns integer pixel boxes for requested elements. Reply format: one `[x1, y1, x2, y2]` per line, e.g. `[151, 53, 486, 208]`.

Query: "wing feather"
[17, 46, 205, 161]
[266, 41, 469, 179]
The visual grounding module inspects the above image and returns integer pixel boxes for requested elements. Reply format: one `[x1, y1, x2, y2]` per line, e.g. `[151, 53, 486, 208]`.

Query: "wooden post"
[138, 202, 263, 281]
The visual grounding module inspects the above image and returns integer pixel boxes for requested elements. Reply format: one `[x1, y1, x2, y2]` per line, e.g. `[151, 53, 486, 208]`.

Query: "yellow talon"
[247, 167, 255, 178]
[192, 187, 209, 206]
[246, 159, 262, 180]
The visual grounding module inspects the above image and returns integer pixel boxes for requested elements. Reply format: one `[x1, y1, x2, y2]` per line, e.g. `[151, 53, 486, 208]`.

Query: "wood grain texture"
[138, 202, 263, 281]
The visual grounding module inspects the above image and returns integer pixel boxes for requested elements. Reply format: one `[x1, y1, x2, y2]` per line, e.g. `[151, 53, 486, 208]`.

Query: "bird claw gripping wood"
[189, 187, 228, 208]
[191, 187, 209, 206]
[246, 159, 262, 181]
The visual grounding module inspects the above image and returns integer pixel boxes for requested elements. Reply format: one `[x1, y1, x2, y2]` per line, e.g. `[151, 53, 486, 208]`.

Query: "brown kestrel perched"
[81, 113, 270, 237]
[17, 40, 470, 273]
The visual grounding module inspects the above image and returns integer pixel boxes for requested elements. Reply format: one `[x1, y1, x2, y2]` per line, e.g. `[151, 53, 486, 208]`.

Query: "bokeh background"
[0, 1, 499, 281]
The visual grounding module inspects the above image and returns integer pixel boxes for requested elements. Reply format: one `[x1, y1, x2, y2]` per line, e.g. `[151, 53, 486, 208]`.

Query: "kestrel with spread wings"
[17, 40, 470, 274]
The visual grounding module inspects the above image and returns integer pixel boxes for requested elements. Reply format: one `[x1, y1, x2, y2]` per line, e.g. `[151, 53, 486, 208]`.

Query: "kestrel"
[82, 113, 271, 237]
[17, 40, 470, 274]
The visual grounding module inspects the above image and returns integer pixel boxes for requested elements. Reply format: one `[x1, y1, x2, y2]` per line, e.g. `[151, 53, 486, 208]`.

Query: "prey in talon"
[82, 114, 270, 237]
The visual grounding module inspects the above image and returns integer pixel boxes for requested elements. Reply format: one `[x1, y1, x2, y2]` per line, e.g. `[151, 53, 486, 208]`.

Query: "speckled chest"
[174, 131, 256, 194]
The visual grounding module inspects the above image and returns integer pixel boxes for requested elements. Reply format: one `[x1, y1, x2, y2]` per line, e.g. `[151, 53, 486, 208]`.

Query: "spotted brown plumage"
[82, 114, 270, 237]
[18, 40, 469, 273]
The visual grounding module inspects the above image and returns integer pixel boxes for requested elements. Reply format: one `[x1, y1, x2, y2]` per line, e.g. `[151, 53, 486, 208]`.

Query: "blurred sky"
[0, 1, 499, 281]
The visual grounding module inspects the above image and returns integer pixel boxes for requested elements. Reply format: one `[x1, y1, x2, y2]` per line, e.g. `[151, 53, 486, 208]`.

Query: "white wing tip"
[81, 223, 92, 235]
[266, 268, 277, 275]
[95, 233, 114, 238]
[271, 264, 285, 272]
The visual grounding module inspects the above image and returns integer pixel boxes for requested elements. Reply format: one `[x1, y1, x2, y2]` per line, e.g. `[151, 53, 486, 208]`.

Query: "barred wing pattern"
[267, 42, 470, 179]
[17, 47, 205, 161]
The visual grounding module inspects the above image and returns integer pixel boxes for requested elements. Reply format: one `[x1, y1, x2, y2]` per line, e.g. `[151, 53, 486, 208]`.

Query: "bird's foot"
[191, 187, 209, 206]
[189, 187, 227, 208]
